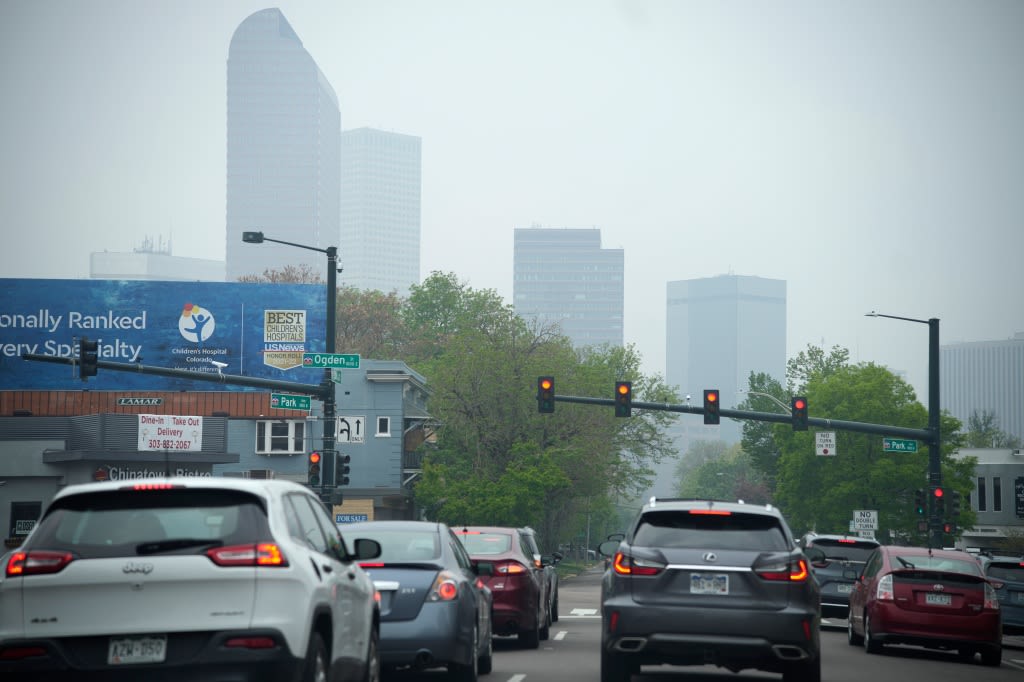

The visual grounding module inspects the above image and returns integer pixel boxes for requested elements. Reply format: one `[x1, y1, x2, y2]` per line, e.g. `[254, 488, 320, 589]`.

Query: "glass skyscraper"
[941, 333, 1024, 444]
[225, 9, 341, 282]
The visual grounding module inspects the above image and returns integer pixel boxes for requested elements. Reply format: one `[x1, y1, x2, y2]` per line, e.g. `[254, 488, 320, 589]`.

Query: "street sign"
[302, 353, 360, 369]
[882, 437, 918, 453]
[271, 393, 311, 411]
[853, 509, 878, 530]
[815, 431, 837, 457]
[337, 416, 365, 444]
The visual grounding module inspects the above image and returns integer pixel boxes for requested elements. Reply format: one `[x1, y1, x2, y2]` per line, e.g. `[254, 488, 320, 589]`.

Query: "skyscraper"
[941, 333, 1024, 444]
[225, 9, 341, 282]
[339, 127, 422, 296]
[513, 227, 624, 348]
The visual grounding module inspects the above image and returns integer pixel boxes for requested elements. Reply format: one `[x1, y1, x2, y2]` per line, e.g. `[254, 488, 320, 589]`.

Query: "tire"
[847, 615, 863, 646]
[448, 625, 479, 682]
[362, 627, 381, 682]
[301, 631, 329, 682]
[477, 626, 493, 675]
[539, 604, 550, 641]
[551, 589, 559, 623]
[782, 655, 820, 682]
[600, 647, 637, 682]
[980, 644, 1001, 667]
[519, 622, 540, 649]
[863, 612, 882, 655]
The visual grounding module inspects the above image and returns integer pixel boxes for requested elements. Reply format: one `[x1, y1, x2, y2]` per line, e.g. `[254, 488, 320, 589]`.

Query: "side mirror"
[598, 539, 621, 558]
[803, 547, 826, 565]
[353, 538, 381, 561]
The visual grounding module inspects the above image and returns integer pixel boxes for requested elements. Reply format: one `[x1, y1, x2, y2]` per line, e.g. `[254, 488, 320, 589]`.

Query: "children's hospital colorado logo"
[178, 303, 216, 343]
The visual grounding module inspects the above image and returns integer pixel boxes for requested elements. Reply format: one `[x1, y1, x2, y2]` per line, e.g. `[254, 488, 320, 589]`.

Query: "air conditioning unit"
[248, 469, 276, 480]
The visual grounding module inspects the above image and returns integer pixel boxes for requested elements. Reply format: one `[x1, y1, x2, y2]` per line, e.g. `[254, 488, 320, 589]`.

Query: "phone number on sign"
[146, 440, 194, 450]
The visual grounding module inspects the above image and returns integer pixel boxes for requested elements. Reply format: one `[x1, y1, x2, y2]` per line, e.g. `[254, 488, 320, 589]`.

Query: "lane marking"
[569, 608, 598, 616]
[506, 675, 527, 682]
[554, 630, 567, 640]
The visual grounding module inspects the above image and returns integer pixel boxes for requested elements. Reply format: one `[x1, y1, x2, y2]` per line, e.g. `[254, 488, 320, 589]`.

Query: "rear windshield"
[456, 531, 512, 555]
[25, 488, 268, 558]
[633, 511, 788, 551]
[810, 539, 878, 563]
[986, 562, 1024, 582]
[360, 529, 440, 562]
[890, 554, 983, 576]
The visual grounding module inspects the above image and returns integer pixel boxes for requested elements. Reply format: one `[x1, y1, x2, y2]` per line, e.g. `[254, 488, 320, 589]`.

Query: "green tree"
[236, 264, 324, 283]
[737, 372, 787, 495]
[333, 285, 406, 360]
[962, 409, 1022, 448]
[675, 442, 768, 503]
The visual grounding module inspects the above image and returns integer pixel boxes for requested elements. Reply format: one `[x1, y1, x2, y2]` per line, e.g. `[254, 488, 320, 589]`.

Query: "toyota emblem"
[703, 552, 718, 563]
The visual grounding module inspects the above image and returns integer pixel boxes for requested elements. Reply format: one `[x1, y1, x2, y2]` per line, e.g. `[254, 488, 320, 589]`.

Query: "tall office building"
[665, 275, 787, 448]
[513, 227, 624, 348]
[225, 9, 341, 282]
[339, 128, 422, 297]
[941, 333, 1024, 444]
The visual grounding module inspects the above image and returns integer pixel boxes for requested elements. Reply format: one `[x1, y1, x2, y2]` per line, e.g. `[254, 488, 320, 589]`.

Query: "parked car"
[455, 526, 550, 648]
[799, 533, 880, 620]
[0, 477, 382, 682]
[519, 526, 560, 622]
[847, 545, 1001, 665]
[346, 520, 493, 680]
[978, 553, 1024, 635]
[597, 497, 821, 682]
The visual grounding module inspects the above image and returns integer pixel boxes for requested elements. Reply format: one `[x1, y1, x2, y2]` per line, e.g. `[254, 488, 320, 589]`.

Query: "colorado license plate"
[690, 573, 728, 595]
[108, 635, 167, 665]
[925, 592, 951, 606]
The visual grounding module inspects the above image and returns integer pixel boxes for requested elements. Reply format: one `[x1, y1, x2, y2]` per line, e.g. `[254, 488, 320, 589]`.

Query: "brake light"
[206, 543, 288, 567]
[122, 483, 181, 491]
[688, 509, 732, 516]
[837, 539, 857, 544]
[983, 582, 1000, 611]
[360, 562, 386, 568]
[756, 558, 809, 582]
[0, 645, 48, 660]
[6, 550, 75, 576]
[494, 561, 528, 575]
[225, 636, 277, 649]
[876, 573, 894, 601]
[428, 570, 460, 602]
[612, 552, 663, 576]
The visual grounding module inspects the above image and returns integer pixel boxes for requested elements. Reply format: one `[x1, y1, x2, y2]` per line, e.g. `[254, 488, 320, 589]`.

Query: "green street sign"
[883, 437, 918, 453]
[302, 353, 360, 369]
[271, 393, 311, 411]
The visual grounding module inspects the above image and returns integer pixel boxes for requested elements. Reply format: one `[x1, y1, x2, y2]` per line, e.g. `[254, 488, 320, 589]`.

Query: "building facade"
[953, 448, 1024, 552]
[91, 237, 224, 282]
[941, 333, 1024, 445]
[513, 227, 624, 348]
[225, 8, 341, 282]
[339, 127, 422, 297]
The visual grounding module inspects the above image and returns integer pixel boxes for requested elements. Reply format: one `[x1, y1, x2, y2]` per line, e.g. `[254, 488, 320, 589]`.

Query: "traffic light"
[932, 487, 945, 516]
[336, 453, 351, 486]
[703, 390, 720, 425]
[913, 489, 926, 516]
[791, 396, 808, 431]
[614, 381, 632, 418]
[951, 490, 962, 517]
[78, 337, 98, 379]
[943, 522, 957, 534]
[308, 451, 322, 486]
[537, 376, 555, 414]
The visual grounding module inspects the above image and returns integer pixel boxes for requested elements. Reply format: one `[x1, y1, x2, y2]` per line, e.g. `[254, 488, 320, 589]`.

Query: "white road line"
[505, 674, 527, 682]
[554, 630, 567, 640]
[570, 607, 598, 616]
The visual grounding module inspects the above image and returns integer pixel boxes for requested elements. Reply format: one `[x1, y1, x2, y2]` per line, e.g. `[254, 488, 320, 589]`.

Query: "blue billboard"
[0, 279, 327, 390]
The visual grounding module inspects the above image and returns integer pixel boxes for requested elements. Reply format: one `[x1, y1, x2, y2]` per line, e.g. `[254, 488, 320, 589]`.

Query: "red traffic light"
[617, 383, 630, 396]
[793, 398, 806, 410]
[540, 378, 553, 391]
[706, 391, 718, 403]
[933, 487, 943, 498]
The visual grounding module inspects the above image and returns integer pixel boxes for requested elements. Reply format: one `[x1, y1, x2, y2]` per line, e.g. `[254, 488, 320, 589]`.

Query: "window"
[993, 477, 1002, 512]
[977, 477, 987, 512]
[376, 416, 390, 437]
[255, 420, 305, 454]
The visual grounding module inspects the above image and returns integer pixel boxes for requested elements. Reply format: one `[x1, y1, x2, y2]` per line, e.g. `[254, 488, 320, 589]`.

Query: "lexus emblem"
[123, 562, 154, 575]
[702, 552, 718, 563]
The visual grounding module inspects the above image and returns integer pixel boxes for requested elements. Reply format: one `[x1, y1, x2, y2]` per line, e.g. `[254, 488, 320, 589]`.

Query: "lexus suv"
[598, 497, 821, 682]
[0, 477, 382, 682]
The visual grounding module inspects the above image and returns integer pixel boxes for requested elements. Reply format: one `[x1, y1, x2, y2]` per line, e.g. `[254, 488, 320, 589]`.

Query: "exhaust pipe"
[614, 637, 647, 652]
[413, 649, 435, 668]
[771, 645, 808, 660]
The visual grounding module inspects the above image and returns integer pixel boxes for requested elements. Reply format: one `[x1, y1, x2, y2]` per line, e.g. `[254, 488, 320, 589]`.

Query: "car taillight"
[494, 561, 528, 575]
[225, 636, 277, 649]
[876, 573, 894, 601]
[612, 552, 663, 576]
[984, 582, 1000, 611]
[427, 570, 460, 602]
[6, 550, 75, 577]
[756, 557, 809, 582]
[206, 543, 288, 567]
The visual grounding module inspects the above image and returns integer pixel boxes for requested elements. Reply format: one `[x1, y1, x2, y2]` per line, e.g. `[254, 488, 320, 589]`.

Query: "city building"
[952, 448, 1024, 552]
[90, 236, 224, 282]
[941, 333, 1024, 444]
[339, 127, 422, 297]
[224, 8, 341, 282]
[513, 227, 624, 348]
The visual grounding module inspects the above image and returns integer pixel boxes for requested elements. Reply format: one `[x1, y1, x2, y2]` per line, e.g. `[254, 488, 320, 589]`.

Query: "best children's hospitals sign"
[0, 279, 327, 390]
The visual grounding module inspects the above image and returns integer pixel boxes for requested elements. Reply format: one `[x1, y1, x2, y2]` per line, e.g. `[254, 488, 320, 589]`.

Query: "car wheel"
[477, 625, 493, 675]
[600, 647, 637, 682]
[551, 589, 559, 622]
[518, 622, 540, 649]
[448, 625, 479, 682]
[847, 615, 863, 646]
[782, 654, 820, 682]
[863, 612, 882, 654]
[363, 627, 381, 682]
[539, 599, 550, 641]
[980, 644, 1001, 667]
[301, 631, 329, 682]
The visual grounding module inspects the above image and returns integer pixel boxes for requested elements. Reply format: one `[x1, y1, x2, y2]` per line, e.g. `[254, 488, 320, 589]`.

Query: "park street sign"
[302, 353, 360, 369]
[882, 437, 918, 453]
[271, 393, 311, 411]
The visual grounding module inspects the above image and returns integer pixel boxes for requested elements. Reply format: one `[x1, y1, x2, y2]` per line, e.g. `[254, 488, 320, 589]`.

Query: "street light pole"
[243, 231, 339, 499]
[738, 390, 791, 414]
[866, 311, 942, 547]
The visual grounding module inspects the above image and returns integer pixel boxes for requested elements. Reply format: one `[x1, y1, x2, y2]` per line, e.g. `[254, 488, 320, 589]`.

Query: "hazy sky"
[2, 0, 1022, 402]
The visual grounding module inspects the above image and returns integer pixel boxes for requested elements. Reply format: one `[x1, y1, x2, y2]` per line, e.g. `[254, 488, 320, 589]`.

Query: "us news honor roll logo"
[263, 310, 308, 370]
[178, 303, 216, 343]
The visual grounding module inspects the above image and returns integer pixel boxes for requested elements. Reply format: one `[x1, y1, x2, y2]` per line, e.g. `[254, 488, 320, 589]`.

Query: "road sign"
[815, 431, 837, 457]
[302, 353, 360, 369]
[853, 509, 878, 530]
[271, 393, 310, 411]
[337, 416, 365, 444]
[882, 437, 918, 452]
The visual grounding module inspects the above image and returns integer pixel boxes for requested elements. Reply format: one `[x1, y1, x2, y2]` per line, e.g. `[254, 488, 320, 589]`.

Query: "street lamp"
[865, 311, 941, 546]
[243, 231, 339, 498]
[738, 390, 790, 413]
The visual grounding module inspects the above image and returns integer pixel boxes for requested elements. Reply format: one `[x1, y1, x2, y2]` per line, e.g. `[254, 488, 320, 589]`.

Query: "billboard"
[0, 279, 327, 390]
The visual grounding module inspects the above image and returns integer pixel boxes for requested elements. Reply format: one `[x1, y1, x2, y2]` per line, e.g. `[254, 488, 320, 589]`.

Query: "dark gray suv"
[598, 498, 821, 682]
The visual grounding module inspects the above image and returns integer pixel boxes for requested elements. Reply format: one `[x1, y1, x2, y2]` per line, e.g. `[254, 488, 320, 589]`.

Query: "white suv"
[0, 477, 382, 682]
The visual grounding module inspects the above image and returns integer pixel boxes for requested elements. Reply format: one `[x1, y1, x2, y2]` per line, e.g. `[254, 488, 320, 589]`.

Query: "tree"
[786, 344, 850, 393]
[333, 285, 406, 359]
[236, 264, 324, 284]
[962, 409, 1022, 448]
[674, 442, 768, 503]
[737, 371, 787, 495]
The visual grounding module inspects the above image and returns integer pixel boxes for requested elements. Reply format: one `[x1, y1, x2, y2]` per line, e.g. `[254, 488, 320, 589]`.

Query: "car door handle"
[321, 563, 334, 574]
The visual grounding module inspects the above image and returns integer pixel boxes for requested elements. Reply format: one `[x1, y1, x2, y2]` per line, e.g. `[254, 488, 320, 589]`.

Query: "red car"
[455, 526, 550, 648]
[847, 545, 1001, 666]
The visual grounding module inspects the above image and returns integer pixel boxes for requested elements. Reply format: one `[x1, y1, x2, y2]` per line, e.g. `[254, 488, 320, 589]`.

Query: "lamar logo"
[117, 398, 163, 406]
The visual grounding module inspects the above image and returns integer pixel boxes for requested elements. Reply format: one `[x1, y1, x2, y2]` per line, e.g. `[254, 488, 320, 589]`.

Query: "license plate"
[108, 635, 167, 665]
[690, 573, 728, 595]
[925, 592, 952, 606]
[837, 584, 853, 594]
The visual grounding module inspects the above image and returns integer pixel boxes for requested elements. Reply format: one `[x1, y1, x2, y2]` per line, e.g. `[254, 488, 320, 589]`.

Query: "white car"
[0, 477, 382, 682]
